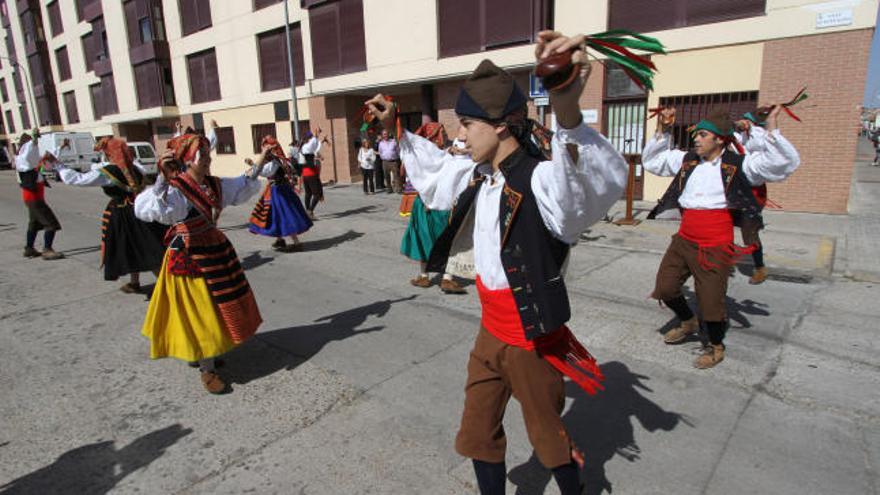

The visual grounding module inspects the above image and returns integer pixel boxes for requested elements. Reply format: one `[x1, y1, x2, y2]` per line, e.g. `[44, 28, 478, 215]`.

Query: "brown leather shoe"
[664, 317, 699, 344]
[440, 278, 466, 294]
[201, 371, 228, 394]
[120, 282, 141, 294]
[23, 247, 41, 258]
[749, 267, 768, 285]
[694, 344, 725, 369]
[271, 238, 287, 250]
[410, 275, 431, 288]
[41, 249, 65, 260]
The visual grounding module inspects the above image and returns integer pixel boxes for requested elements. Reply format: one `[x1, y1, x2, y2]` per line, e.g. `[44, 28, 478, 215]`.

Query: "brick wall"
[759, 29, 872, 214]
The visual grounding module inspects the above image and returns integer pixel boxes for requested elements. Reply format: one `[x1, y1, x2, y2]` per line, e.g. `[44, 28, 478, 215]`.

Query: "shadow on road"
[59, 245, 101, 257]
[0, 424, 192, 495]
[320, 205, 381, 220]
[240, 251, 275, 271]
[508, 362, 692, 495]
[223, 296, 416, 386]
[655, 287, 771, 343]
[301, 230, 364, 252]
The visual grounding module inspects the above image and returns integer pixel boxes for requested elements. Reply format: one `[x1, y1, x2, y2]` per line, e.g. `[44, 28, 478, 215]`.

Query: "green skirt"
[400, 196, 450, 262]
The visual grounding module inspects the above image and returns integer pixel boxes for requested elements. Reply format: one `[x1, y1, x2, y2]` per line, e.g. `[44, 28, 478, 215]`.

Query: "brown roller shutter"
[258, 29, 285, 91]
[196, 0, 212, 31]
[82, 32, 96, 71]
[686, 0, 765, 26]
[188, 49, 221, 103]
[102, 75, 119, 115]
[124, 0, 139, 46]
[203, 49, 220, 101]
[485, 0, 532, 49]
[63, 91, 79, 124]
[438, 0, 480, 57]
[48, 1, 63, 37]
[338, 0, 366, 73]
[255, 0, 283, 10]
[608, 0, 684, 33]
[134, 61, 162, 108]
[0, 79, 8, 102]
[55, 46, 71, 81]
[309, 2, 340, 78]
[291, 23, 305, 85]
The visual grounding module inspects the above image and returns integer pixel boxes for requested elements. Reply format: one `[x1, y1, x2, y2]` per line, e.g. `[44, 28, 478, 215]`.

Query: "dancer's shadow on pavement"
[321, 205, 380, 220]
[508, 362, 692, 495]
[0, 424, 192, 495]
[240, 251, 274, 271]
[59, 245, 101, 257]
[224, 296, 415, 385]
[302, 230, 364, 252]
[655, 287, 770, 342]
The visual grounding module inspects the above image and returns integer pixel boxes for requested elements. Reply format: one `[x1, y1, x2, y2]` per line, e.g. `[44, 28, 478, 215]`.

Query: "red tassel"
[782, 106, 802, 122]
[535, 326, 605, 395]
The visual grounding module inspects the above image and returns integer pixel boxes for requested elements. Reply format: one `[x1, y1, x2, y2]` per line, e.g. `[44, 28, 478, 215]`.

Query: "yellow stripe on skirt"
[142, 251, 235, 362]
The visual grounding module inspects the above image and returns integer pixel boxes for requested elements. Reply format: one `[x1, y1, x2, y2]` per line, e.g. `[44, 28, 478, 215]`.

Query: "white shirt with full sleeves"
[398, 121, 628, 290]
[300, 136, 322, 155]
[734, 125, 768, 155]
[56, 160, 149, 187]
[15, 141, 40, 172]
[642, 129, 800, 208]
[134, 173, 261, 225]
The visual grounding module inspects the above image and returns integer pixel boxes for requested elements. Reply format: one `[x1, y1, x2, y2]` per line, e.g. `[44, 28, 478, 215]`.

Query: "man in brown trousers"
[367, 30, 628, 494]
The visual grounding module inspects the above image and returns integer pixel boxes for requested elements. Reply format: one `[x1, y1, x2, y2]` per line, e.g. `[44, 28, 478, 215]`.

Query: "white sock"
[198, 358, 215, 373]
[442, 273, 453, 281]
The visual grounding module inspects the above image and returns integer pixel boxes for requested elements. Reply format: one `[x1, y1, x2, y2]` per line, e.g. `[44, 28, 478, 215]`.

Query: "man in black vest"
[366, 31, 627, 495]
[643, 106, 800, 369]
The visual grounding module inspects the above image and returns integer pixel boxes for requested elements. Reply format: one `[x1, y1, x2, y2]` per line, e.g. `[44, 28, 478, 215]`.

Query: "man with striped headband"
[643, 106, 800, 369]
[367, 31, 627, 495]
[134, 131, 267, 394]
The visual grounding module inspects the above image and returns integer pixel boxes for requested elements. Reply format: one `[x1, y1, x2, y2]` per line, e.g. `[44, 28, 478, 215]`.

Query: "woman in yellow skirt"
[135, 131, 269, 393]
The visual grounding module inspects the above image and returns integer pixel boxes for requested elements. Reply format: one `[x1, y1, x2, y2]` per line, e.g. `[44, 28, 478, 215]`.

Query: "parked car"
[37, 132, 99, 172]
[127, 141, 158, 177]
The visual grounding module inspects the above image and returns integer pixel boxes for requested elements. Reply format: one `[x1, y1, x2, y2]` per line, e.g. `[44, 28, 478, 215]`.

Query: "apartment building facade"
[0, 0, 875, 214]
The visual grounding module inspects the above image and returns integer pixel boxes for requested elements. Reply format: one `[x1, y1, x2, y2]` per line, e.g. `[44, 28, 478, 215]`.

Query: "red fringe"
[697, 243, 756, 272]
[535, 326, 605, 395]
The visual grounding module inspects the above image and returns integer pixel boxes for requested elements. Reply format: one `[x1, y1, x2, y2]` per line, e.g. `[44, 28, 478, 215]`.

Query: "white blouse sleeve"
[220, 175, 262, 208]
[532, 122, 628, 244]
[743, 129, 800, 185]
[259, 159, 280, 178]
[642, 132, 686, 177]
[398, 130, 474, 211]
[15, 141, 40, 172]
[742, 126, 768, 154]
[134, 175, 190, 225]
[57, 166, 111, 187]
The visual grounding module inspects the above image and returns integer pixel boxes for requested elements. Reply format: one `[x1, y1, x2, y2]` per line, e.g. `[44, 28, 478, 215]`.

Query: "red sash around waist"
[476, 276, 604, 395]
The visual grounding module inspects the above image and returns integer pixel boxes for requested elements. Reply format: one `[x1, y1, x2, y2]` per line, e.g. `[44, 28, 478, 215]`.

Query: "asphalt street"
[0, 167, 877, 495]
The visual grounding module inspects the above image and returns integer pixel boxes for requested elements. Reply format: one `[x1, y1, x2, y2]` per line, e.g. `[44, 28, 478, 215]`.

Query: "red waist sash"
[476, 276, 604, 395]
[678, 208, 754, 270]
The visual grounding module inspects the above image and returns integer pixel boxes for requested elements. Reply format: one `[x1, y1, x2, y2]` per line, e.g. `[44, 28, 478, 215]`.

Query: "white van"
[127, 141, 158, 176]
[37, 132, 100, 172]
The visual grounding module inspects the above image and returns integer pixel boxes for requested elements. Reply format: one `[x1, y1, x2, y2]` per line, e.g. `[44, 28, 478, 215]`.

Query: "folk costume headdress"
[454, 59, 554, 160]
[94, 137, 142, 194]
[161, 132, 222, 222]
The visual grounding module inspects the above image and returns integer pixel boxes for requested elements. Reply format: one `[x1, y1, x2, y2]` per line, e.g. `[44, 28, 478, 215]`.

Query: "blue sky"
[863, 6, 880, 107]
